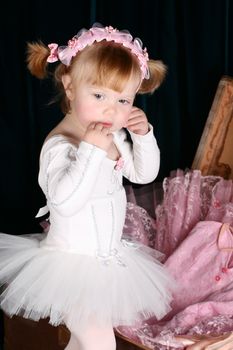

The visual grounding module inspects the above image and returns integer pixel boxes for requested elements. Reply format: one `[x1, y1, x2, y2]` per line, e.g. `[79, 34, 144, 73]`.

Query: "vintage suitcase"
[3, 315, 146, 350]
[192, 76, 233, 179]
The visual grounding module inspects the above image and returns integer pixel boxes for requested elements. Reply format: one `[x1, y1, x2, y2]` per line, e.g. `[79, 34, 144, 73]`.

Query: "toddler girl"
[0, 23, 174, 350]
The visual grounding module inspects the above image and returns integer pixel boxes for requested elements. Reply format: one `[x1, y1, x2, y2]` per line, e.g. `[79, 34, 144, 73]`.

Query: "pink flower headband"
[47, 24, 150, 80]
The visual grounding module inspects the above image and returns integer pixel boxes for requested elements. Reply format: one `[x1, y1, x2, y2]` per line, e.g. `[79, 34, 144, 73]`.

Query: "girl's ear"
[61, 74, 74, 100]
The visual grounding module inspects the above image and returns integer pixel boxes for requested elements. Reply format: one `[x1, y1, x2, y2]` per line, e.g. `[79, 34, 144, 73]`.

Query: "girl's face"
[64, 75, 140, 132]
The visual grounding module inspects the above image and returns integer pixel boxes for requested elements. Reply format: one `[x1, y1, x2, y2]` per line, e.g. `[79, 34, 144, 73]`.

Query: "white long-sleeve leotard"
[38, 126, 160, 257]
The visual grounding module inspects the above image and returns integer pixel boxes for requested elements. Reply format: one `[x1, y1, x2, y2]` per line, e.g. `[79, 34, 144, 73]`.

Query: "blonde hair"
[27, 40, 166, 114]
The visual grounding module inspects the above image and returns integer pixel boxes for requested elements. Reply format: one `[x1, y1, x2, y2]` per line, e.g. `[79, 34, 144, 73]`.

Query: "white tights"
[64, 323, 116, 350]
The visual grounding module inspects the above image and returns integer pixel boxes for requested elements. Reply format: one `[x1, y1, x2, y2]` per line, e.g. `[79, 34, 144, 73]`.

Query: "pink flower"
[114, 157, 124, 171]
[68, 38, 77, 48]
[47, 43, 58, 63]
[39, 219, 50, 233]
[213, 200, 221, 208]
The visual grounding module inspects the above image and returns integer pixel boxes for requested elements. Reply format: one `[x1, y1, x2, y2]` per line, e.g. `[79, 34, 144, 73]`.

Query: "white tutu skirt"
[0, 233, 174, 329]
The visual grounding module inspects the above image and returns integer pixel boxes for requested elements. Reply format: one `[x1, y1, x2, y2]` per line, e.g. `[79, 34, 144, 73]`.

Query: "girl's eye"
[94, 93, 104, 100]
[119, 99, 130, 105]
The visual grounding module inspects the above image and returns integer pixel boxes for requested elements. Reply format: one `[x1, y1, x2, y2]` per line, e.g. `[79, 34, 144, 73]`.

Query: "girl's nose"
[103, 101, 116, 114]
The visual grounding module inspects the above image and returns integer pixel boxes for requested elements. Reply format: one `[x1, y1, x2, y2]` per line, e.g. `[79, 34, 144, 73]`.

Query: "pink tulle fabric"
[116, 169, 233, 349]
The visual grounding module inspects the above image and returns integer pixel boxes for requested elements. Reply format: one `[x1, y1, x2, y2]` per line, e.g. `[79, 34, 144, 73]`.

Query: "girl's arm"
[38, 136, 106, 217]
[115, 125, 160, 184]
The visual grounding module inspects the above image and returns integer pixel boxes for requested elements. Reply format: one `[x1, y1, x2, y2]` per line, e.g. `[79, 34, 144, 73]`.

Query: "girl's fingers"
[102, 127, 111, 135]
[94, 122, 112, 131]
[130, 106, 141, 114]
[87, 122, 96, 129]
[94, 123, 105, 131]
[128, 122, 144, 130]
[127, 116, 146, 126]
[128, 108, 146, 119]
[89, 122, 111, 136]
[128, 112, 143, 120]
[127, 121, 149, 135]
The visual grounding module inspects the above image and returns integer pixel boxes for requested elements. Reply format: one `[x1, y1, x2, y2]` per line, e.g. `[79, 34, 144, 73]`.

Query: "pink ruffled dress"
[117, 170, 233, 349]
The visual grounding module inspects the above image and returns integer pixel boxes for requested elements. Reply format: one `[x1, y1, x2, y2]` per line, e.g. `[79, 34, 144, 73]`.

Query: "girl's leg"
[66, 322, 116, 350]
[64, 333, 79, 350]
[77, 324, 116, 350]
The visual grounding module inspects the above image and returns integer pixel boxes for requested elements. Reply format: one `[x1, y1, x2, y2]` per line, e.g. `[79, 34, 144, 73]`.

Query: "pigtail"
[138, 60, 167, 94]
[26, 41, 50, 79]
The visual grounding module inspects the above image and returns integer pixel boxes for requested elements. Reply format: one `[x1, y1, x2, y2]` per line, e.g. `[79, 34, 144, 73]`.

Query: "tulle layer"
[0, 233, 173, 329]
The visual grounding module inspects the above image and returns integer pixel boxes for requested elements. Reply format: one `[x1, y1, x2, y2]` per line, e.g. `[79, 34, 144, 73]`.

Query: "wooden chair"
[3, 76, 233, 350]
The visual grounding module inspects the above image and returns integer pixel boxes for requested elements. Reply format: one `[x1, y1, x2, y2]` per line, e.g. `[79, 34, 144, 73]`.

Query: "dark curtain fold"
[0, 0, 232, 233]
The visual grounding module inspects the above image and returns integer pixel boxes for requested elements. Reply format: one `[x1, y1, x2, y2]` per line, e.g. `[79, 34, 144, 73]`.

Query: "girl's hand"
[83, 122, 113, 151]
[126, 107, 149, 135]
